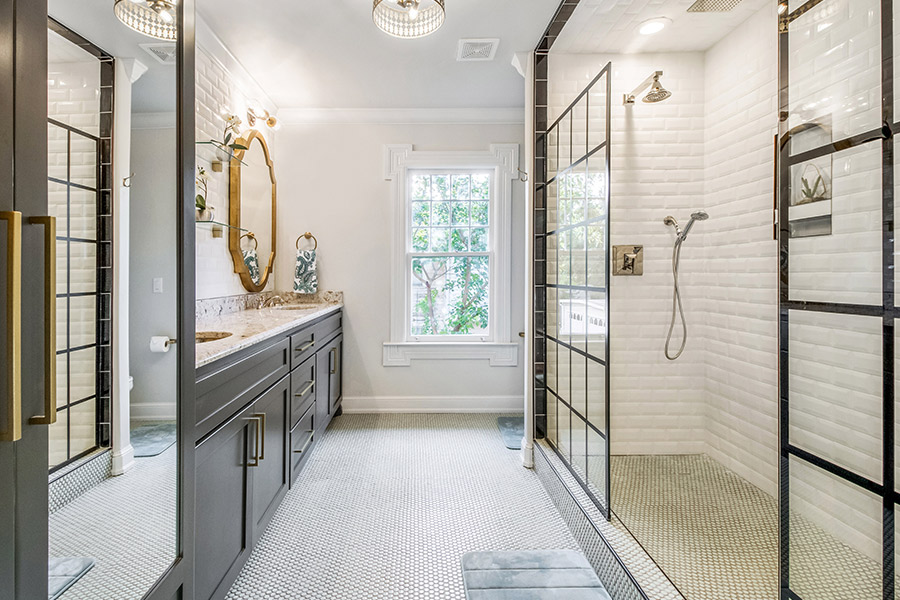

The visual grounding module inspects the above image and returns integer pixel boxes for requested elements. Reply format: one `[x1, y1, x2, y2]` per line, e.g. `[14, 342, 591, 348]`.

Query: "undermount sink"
[274, 304, 319, 310]
[196, 331, 233, 344]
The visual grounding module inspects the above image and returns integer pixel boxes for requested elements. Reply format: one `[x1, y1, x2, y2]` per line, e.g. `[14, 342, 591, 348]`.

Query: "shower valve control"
[613, 245, 643, 276]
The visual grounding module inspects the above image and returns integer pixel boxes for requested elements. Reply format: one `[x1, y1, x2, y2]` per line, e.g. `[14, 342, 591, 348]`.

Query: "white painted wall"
[129, 124, 178, 422]
[274, 121, 527, 412]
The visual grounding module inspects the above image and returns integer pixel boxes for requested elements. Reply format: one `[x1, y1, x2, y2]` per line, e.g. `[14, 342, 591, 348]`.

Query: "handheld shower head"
[681, 211, 709, 240]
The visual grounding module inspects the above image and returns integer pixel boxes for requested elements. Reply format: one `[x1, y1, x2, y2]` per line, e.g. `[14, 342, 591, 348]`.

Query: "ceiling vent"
[457, 38, 500, 62]
[140, 42, 177, 65]
[687, 0, 744, 11]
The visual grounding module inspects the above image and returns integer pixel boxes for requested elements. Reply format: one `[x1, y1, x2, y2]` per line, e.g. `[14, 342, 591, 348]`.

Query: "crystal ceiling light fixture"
[373, 0, 445, 39]
[114, 0, 178, 41]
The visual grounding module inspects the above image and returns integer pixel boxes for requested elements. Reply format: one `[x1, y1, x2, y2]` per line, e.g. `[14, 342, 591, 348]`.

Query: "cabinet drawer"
[195, 337, 290, 442]
[290, 355, 316, 430]
[290, 405, 315, 485]
[289, 311, 342, 369]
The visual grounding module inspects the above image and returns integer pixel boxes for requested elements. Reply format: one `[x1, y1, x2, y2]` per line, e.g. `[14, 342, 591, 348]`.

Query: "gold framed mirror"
[229, 129, 277, 292]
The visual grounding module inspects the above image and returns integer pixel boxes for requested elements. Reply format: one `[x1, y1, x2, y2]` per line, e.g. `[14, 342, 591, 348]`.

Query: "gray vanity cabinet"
[250, 377, 290, 546]
[194, 308, 342, 600]
[194, 402, 256, 600]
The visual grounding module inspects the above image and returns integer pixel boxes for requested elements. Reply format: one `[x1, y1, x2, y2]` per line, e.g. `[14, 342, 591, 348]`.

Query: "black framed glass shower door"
[534, 60, 612, 517]
[778, 0, 899, 598]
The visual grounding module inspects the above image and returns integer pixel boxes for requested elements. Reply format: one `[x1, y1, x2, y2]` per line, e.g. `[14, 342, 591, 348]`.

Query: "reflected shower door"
[535, 62, 611, 517]
[778, 1, 895, 598]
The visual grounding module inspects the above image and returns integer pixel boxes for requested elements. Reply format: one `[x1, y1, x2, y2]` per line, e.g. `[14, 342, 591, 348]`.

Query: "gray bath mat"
[48, 557, 94, 599]
[496, 417, 524, 450]
[131, 423, 176, 457]
[461, 550, 611, 599]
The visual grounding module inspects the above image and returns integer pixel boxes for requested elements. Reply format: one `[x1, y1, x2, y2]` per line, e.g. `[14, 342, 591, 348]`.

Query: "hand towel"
[293, 249, 318, 293]
[243, 247, 261, 284]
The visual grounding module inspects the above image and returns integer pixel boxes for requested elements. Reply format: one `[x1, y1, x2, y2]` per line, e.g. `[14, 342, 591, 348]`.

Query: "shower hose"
[664, 237, 687, 361]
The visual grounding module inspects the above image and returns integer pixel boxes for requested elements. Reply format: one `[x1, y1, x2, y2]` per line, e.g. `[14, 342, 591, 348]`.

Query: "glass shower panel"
[789, 311, 882, 483]
[787, 142, 881, 305]
[787, 0, 881, 151]
[789, 456, 882, 599]
[535, 61, 611, 517]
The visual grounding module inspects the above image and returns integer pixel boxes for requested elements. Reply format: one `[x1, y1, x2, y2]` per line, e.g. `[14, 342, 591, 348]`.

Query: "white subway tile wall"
[194, 47, 276, 299]
[48, 57, 102, 466]
[548, 0, 889, 569]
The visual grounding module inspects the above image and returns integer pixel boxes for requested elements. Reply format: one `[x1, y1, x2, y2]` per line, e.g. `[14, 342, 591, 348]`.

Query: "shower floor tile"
[48, 445, 177, 600]
[226, 413, 579, 600]
[611, 454, 883, 600]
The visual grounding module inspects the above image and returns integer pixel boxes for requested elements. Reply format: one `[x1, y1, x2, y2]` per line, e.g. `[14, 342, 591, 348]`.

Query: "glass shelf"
[195, 141, 247, 167]
[195, 220, 248, 232]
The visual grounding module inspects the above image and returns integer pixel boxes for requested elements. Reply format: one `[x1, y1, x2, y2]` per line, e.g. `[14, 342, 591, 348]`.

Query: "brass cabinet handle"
[247, 415, 263, 467]
[0, 211, 22, 442]
[29, 216, 56, 425]
[295, 380, 314, 398]
[254, 412, 266, 460]
[294, 339, 314, 353]
[329, 347, 337, 375]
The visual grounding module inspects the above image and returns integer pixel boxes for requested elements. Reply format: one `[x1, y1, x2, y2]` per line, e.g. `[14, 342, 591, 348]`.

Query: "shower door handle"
[29, 216, 57, 425]
[0, 211, 22, 442]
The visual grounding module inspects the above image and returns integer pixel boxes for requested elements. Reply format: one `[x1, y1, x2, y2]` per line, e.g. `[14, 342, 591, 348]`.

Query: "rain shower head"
[624, 71, 672, 105]
[643, 75, 672, 103]
[690, 211, 709, 220]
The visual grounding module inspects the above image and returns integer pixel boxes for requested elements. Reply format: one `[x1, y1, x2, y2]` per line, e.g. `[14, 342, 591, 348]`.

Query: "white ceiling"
[49, 0, 177, 114]
[552, 0, 769, 54]
[198, 0, 560, 110]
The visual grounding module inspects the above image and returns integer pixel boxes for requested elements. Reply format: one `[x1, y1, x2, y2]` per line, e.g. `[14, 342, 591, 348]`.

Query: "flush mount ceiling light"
[114, 0, 178, 41]
[637, 17, 671, 36]
[373, 0, 445, 39]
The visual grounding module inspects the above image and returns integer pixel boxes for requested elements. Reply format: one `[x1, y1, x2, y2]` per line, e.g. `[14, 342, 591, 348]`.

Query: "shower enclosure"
[533, 59, 612, 516]
[47, 20, 113, 471]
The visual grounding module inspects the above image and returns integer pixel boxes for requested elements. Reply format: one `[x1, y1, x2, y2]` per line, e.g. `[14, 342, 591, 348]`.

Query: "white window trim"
[382, 143, 519, 367]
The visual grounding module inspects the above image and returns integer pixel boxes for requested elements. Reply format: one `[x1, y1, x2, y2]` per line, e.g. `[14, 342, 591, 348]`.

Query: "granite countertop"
[195, 302, 343, 368]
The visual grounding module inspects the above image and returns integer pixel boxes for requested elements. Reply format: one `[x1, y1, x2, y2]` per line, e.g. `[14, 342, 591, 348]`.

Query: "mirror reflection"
[230, 130, 276, 290]
[46, 0, 178, 597]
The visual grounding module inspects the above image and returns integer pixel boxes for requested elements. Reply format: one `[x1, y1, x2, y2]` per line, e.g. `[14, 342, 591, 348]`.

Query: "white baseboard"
[130, 402, 177, 421]
[111, 444, 135, 476]
[341, 395, 525, 414]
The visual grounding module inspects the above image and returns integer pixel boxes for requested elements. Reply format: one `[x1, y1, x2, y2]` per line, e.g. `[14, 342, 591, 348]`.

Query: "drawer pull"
[254, 412, 267, 460]
[329, 347, 337, 375]
[246, 415, 263, 467]
[293, 433, 314, 454]
[295, 381, 315, 397]
[294, 340, 315, 353]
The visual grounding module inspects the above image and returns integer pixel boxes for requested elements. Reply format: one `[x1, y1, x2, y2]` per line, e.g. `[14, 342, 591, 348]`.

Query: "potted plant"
[195, 167, 215, 221]
[212, 114, 247, 162]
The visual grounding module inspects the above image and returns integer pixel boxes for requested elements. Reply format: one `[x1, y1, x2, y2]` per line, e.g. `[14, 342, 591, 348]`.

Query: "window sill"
[382, 342, 519, 367]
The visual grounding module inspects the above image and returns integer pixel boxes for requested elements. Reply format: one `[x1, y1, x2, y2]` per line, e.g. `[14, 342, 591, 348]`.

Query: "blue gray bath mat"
[496, 417, 524, 450]
[48, 557, 94, 599]
[461, 550, 611, 599]
[131, 423, 176, 457]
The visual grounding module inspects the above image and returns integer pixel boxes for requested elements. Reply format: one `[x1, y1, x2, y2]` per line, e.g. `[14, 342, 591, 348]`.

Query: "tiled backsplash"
[194, 46, 276, 300]
[195, 290, 343, 319]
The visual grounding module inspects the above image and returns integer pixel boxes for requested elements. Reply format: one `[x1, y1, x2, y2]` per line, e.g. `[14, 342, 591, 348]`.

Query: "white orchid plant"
[195, 167, 210, 210]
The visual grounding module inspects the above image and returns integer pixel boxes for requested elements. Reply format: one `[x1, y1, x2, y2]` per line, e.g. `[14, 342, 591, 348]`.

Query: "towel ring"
[240, 232, 258, 250]
[296, 231, 318, 251]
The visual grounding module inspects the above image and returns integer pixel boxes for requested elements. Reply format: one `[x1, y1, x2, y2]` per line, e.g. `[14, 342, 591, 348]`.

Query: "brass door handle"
[29, 216, 56, 425]
[247, 415, 263, 467]
[329, 347, 337, 375]
[294, 340, 314, 353]
[0, 211, 22, 442]
[295, 381, 314, 397]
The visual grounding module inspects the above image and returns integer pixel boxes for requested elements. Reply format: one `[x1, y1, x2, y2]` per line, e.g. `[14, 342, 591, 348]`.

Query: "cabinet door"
[194, 404, 255, 600]
[315, 347, 331, 434]
[250, 377, 289, 545]
[328, 334, 343, 411]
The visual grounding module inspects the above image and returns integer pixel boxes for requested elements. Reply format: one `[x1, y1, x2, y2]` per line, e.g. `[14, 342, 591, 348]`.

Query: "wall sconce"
[247, 106, 280, 131]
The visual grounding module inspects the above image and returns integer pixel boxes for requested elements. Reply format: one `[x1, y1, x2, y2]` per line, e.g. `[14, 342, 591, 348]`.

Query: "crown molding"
[278, 107, 525, 126]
